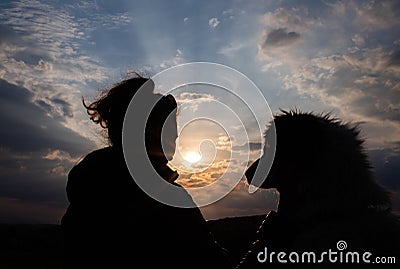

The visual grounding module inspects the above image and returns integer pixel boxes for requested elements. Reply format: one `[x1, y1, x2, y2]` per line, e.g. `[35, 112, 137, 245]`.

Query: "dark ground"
[0, 214, 265, 269]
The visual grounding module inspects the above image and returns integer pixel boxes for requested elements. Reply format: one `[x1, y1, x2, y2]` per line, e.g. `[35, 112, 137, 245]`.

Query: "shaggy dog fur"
[237, 110, 400, 268]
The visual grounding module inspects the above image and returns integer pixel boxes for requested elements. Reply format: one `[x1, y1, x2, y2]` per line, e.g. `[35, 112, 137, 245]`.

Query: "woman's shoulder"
[72, 146, 121, 169]
[67, 146, 125, 185]
[81, 146, 119, 162]
[66, 146, 129, 202]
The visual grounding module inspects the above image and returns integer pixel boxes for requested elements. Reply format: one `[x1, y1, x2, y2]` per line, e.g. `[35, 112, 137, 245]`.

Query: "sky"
[0, 0, 399, 223]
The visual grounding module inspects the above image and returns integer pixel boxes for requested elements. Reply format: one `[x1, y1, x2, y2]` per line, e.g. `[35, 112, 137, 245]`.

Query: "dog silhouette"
[238, 110, 400, 268]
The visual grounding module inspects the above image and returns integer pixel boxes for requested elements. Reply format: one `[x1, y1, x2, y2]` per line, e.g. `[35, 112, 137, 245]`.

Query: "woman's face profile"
[161, 111, 178, 162]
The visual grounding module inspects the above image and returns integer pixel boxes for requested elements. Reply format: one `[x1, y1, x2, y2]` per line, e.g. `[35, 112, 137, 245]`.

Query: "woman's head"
[84, 73, 178, 164]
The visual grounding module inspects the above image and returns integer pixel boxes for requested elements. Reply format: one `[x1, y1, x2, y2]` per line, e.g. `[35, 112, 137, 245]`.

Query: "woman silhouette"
[61, 74, 232, 268]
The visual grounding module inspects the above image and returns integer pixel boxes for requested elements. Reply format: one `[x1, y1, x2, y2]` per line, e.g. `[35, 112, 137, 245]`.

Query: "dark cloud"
[0, 196, 65, 223]
[367, 146, 400, 212]
[368, 147, 400, 190]
[35, 99, 53, 114]
[282, 48, 400, 132]
[13, 49, 52, 66]
[0, 24, 52, 67]
[0, 25, 18, 44]
[357, 90, 400, 123]
[387, 50, 400, 66]
[52, 97, 74, 118]
[232, 142, 263, 152]
[263, 28, 300, 48]
[0, 79, 97, 223]
[0, 156, 69, 206]
[0, 79, 93, 154]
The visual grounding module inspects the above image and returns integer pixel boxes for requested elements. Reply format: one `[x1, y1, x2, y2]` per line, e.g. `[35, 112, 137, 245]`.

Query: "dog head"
[246, 110, 391, 216]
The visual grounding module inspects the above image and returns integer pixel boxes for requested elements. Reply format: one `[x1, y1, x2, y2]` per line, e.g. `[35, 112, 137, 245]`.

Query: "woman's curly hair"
[83, 72, 177, 147]
[83, 73, 148, 128]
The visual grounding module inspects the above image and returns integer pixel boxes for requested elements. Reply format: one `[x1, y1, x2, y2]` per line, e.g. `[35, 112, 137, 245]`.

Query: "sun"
[183, 151, 202, 163]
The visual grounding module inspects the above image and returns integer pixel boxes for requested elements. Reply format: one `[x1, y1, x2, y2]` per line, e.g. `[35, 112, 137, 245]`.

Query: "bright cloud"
[257, 1, 400, 150]
[209, 17, 220, 29]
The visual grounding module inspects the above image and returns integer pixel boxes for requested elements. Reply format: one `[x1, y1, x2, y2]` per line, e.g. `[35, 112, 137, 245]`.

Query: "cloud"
[0, 25, 18, 44]
[209, 17, 220, 29]
[42, 149, 78, 162]
[369, 146, 400, 190]
[176, 92, 215, 112]
[215, 134, 231, 151]
[387, 50, 400, 67]
[177, 92, 215, 102]
[35, 96, 74, 119]
[49, 165, 68, 177]
[262, 28, 300, 49]
[0, 1, 84, 60]
[260, 7, 321, 33]
[0, 197, 65, 223]
[0, 79, 95, 222]
[256, 3, 400, 151]
[232, 142, 263, 152]
[325, 0, 400, 32]
[285, 49, 400, 151]
[366, 145, 400, 213]
[284, 48, 400, 120]
[222, 9, 234, 16]
[0, 79, 95, 153]
[217, 42, 244, 57]
[0, 146, 71, 209]
[0, 0, 130, 147]
[351, 34, 366, 47]
[138, 49, 187, 76]
[257, 7, 321, 69]
[64, 0, 134, 31]
[176, 158, 230, 188]
[253, 2, 400, 214]
[353, 0, 400, 31]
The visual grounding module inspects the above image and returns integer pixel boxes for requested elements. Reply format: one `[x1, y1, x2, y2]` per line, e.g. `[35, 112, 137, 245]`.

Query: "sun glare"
[183, 151, 202, 163]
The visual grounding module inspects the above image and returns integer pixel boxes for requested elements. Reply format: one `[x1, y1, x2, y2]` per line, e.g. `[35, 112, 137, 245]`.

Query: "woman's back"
[62, 147, 232, 268]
